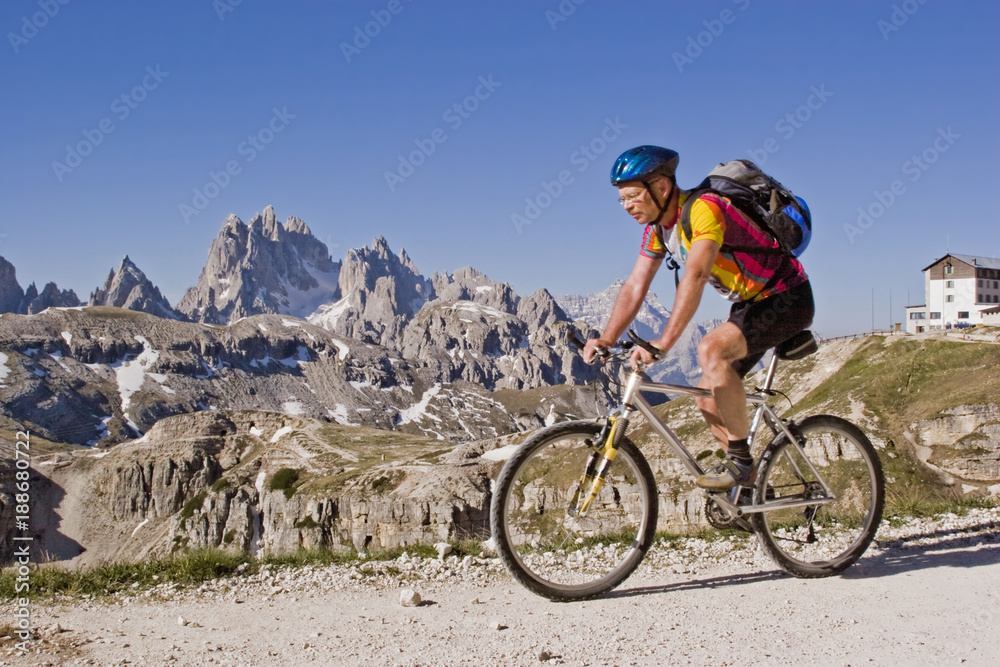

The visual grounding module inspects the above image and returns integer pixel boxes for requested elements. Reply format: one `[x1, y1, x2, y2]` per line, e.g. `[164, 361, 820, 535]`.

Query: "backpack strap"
[651, 223, 682, 288]
[680, 189, 785, 256]
[679, 189, 791, 300]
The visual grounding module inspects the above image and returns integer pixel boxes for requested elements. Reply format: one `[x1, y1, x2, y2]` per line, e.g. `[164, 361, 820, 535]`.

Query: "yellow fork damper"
[568, 415, 628, 517]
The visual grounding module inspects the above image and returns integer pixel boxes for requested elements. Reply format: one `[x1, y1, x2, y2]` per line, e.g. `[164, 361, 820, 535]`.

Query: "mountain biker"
[583, 145, 815, 491]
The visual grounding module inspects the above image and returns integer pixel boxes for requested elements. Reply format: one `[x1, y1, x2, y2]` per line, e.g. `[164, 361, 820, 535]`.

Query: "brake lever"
[626, 329, 663, 360]
[568, 330, 612, 365]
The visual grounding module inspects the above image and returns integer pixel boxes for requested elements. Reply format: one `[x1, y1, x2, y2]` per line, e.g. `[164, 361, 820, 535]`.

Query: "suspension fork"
[568, 413, 631, 517]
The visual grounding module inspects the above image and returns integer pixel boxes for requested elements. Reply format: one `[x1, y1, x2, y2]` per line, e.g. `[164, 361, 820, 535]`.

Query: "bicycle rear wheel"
[751, 415, 885, 577]
[490, 421, 658, 602]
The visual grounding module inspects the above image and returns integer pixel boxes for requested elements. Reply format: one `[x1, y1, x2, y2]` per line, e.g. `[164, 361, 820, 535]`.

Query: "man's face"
[617, 177, 671, 225]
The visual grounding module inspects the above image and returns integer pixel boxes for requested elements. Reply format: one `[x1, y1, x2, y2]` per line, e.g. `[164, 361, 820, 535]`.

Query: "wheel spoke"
[491, 422, 657, 601]
[752, 416, 885, 577]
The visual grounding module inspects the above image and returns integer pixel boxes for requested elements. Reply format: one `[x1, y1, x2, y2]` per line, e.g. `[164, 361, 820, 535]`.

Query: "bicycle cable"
[755, 385, 794, 412]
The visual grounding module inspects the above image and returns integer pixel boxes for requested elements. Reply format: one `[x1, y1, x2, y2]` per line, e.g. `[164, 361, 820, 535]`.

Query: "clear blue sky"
[2, 0, 998, 337]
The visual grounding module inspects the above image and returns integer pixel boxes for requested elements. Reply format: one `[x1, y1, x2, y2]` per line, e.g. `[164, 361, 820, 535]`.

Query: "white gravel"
[5, 508, 999, 666]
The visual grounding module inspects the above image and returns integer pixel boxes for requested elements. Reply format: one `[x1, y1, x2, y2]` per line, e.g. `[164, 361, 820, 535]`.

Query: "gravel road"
[5, 508, 999, 667]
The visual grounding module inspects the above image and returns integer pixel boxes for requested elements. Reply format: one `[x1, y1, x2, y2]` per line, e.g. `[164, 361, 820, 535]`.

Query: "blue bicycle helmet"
[610, 146, 680, 185]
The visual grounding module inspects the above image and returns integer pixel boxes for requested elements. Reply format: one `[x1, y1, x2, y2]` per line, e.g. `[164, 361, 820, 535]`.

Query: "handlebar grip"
[627, 329, 663, 360]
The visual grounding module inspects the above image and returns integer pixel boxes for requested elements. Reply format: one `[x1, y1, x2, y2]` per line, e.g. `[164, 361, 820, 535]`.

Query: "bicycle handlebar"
[568, 329, 661, 365]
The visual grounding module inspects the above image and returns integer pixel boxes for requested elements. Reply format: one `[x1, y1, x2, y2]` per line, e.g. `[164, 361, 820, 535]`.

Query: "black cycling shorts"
[728, 281, 815, 377]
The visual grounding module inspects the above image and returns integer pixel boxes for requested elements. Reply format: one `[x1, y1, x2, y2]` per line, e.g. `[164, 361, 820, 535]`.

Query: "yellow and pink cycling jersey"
[640, 191, 808, 303]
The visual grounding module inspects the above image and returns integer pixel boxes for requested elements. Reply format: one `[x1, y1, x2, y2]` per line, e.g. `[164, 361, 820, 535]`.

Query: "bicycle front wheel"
[751, 415, 885, 577]
[490, 421, 658, 602]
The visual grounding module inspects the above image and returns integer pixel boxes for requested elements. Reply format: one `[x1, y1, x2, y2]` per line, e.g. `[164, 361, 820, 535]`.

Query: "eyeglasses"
[617, 190, 644, 205]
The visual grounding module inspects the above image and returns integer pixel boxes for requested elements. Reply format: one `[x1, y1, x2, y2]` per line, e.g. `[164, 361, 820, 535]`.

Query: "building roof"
[922, 254, 1000, 272]
[982, 305, 1000, 314]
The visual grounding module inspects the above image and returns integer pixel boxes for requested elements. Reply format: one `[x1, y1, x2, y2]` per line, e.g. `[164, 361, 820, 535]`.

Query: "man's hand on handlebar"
[583, 338, 615, 365]
[629, 340, 665, 370]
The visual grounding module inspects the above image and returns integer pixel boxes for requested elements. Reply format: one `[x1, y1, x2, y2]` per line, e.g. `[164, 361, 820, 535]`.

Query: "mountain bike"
[489, 329, 885, 601]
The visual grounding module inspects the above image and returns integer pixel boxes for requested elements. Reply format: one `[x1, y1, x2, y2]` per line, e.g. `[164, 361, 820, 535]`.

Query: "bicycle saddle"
[776, 330, 818, 360]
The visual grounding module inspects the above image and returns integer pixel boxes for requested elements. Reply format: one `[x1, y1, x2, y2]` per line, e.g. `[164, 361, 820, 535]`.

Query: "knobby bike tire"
[490, 421, 658, 602]
[751, 414, 885, 578]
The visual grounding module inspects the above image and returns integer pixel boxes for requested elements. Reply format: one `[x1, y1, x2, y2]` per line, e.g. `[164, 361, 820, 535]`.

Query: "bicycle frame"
[613, 352, 838, 519]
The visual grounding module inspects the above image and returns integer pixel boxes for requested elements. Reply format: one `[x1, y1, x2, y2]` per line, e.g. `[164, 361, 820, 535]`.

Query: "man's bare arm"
[630, 238, 719, 366]
[655, 238, 719, 351]
[583, 254, 661, 362]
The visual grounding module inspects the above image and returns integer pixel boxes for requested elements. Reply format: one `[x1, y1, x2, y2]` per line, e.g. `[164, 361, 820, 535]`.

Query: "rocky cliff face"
[0, 301, 603, 451]
[308, 236, 430, 347]
[0, 257, 22, 314]
[88, 256, 180, 320]
[177, 206, 340, 324]
[558, 278, 672, 342]
[35, 410, 502, 564]
[23, 282, 81, 314]
[0, 306, 536, 448]
[910, 404, 1000, 482]
[0, 254, 80, 315]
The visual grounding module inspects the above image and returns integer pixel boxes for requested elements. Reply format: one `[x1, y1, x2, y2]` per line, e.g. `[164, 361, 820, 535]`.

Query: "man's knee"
[698, 328, 746, 375]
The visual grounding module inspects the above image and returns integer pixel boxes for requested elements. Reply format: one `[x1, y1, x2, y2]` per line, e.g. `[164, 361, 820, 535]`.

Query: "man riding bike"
[583, 145, 814, 491]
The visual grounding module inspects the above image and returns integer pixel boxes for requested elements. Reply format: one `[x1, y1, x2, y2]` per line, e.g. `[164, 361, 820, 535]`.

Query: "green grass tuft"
[269, 468, 300, 499]
[180, 491, 207, 520]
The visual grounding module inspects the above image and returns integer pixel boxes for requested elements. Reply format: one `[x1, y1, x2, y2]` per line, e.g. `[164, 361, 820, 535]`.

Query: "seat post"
[761, 351, 780, 392]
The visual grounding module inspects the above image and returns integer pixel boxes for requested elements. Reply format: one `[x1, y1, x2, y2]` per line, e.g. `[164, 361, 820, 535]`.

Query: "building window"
[994, 281, 999, 289]
[946, 295, 955, 302]
[979, 279, 984, 287]
[930, 312, 941, 319]
[945, 265, 954, 274]
[958, 311, 970, 319]
[946, 280, 955, 288]
[909, 312, 926, 320]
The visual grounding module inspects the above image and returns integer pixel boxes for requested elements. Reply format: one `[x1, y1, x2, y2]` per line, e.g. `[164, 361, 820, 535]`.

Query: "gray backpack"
[680, 160, 812, 257]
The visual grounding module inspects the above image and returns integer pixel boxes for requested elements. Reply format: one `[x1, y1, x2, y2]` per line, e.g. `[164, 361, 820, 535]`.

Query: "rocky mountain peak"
[286, 216, 310, 236]
[0, 254, 79, 314]
[249, 205, 282, 241]
[88, 255, 179, 320]
[177, 207, 340, 324]
[24, 281, 81, 314]
[430, 268, 518, 314]
[310, 237, 430, 347]
[0, 255, 24, 314]
[517, 288, 567, 329]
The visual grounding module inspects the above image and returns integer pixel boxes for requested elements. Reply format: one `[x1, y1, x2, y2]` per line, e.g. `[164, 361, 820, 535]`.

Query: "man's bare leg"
[694, 323, 749, 446]
[693, 323, 755, 490]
